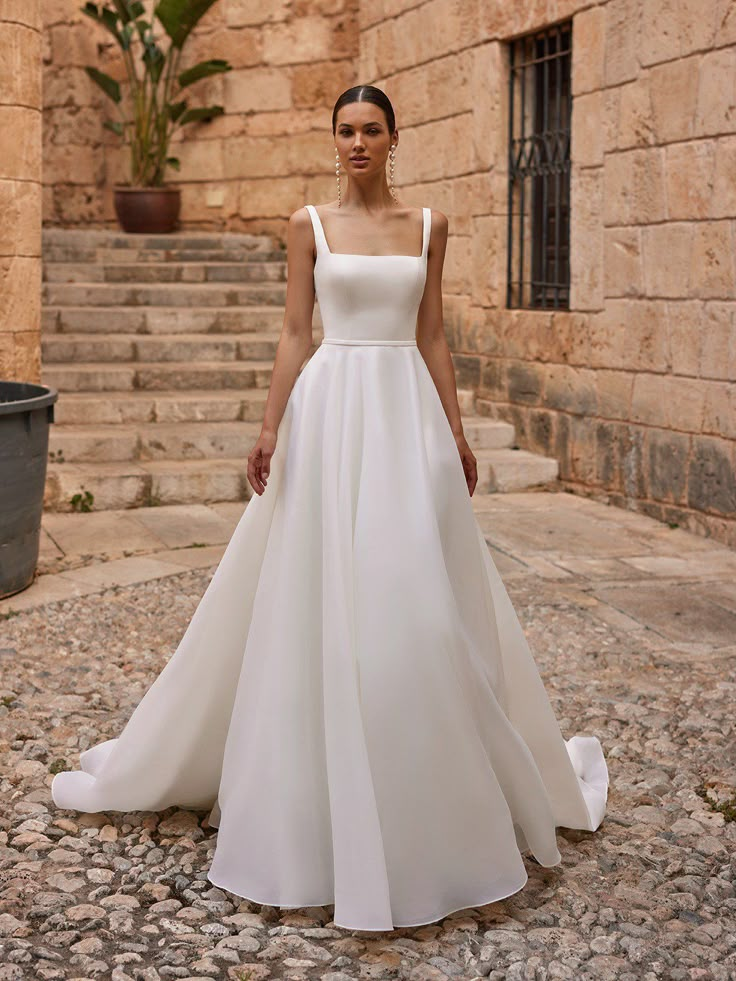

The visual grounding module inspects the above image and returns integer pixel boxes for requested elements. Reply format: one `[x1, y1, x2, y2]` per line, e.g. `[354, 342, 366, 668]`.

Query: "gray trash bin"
[0, 381, 58, 599]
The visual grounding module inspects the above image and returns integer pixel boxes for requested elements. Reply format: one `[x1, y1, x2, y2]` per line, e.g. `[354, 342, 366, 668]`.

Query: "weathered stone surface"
[573, 90, 605, 166]
[26, 0, 736, 551]
[647, 428, 690, 503]
[664, 140, 717, 221]
[712, 134, 736, 218]
[0, 20, 42, 107]
[649, 54, 700, 143]
[688, 436, 736, 514]
[571, 4, 605, 95]
[506, 360, 543, 405]
[603, 147, 667, 226]
[603, 227, 644, 297]
[571, 168, 605, 311]
[696, 46, 736, 138]
[616, 77, 656, 149]
[0, 3, 42, 379]
[3, 488, 735, 974]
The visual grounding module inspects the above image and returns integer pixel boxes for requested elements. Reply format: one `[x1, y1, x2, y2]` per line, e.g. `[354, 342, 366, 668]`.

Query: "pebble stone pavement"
[0, 490, 734, 981]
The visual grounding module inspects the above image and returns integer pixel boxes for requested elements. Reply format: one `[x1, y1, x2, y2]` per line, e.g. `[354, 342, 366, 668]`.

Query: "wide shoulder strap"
[421, 207, 431, 259]
[305, 204, 328, 255]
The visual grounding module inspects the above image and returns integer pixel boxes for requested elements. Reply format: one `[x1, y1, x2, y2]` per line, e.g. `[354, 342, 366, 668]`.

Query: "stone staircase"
[40, 228, 559, 512]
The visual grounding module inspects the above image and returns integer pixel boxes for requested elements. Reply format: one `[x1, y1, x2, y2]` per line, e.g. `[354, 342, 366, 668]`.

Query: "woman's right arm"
[247, 207, 316, 496]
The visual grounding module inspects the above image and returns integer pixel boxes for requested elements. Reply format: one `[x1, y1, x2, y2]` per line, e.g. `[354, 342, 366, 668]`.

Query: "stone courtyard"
[1, 0, 735, 978]
[0, 490, 734, 980]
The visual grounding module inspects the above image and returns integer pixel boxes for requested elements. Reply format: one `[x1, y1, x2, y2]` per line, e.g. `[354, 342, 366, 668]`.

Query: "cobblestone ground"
[0, 496, 734, 980]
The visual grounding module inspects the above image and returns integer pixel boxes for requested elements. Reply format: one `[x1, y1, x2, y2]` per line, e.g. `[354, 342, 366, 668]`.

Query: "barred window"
[506, 22, 572, 310]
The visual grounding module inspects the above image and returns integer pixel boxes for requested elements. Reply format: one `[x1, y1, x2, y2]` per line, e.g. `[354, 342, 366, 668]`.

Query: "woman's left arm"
[416, 209, 478, 496]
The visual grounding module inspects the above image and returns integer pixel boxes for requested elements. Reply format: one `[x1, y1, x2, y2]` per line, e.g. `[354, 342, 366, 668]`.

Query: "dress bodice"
[305, 204, 430, 346]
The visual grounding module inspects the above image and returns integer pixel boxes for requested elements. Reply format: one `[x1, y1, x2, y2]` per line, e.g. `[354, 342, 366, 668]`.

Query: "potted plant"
[81, 0, 232, 233]
[0, 382, 58, 599]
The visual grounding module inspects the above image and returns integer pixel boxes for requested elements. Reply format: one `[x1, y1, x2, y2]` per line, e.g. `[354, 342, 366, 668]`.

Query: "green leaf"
[178, 59, 231, 89]
[81, 3, 124, 46]
[84, 66, 122, 103]
[134, 18, 151, 40]
[110, 0, 145, 22]
[179, 105, 224, 125]
[166, 156, 181, 171]
[119, 21, 134, 50]
[154, 0, 219, 48]
[142, 40, 166, 84]
[81, 1, 101, 20]
[103, 119, 125, 135]
[168, 100, 188, 122]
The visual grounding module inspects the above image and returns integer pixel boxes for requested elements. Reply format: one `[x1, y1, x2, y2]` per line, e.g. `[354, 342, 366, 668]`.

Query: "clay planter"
[113, 185, 182, 234]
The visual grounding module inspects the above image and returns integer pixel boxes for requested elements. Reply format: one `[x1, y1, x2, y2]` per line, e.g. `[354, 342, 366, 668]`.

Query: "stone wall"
[39, 0, 736, 544]
[41, 0, 359, 237]
[0, 0, 42, 382]
[357, 0, 736, 545]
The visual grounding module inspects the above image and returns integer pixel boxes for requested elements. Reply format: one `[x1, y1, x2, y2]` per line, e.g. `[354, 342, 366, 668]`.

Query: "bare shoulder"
[285, 207, 319, 263]
[427, 209, 448, 257]
[288, 206, 313, 230]
[428, 209, 448, 236]
[287, 206, 317, 247]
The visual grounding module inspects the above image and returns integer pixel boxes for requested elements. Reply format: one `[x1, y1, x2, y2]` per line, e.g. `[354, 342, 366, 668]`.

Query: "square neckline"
[307, 204, 429, 260]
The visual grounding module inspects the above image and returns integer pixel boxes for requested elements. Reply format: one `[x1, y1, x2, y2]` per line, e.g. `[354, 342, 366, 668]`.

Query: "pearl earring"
[335, 147, 342, 208]
[389, 144, 397, 202]
[334, 145, 398, 205]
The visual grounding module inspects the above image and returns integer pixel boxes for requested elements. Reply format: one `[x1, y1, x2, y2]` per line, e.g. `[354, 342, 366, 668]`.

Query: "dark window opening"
[506, 22, 572, 310]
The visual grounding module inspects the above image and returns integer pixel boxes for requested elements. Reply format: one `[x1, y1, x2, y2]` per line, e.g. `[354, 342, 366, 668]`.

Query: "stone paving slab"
[6, 492, 736, 652]
[0, 489, 734, 978]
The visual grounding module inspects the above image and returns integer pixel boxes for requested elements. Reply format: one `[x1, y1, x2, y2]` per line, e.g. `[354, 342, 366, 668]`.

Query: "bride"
[51, 83, 608, 932]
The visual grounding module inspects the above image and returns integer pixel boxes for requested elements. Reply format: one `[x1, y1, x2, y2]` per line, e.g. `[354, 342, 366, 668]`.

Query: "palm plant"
[82, 0, 232, 187]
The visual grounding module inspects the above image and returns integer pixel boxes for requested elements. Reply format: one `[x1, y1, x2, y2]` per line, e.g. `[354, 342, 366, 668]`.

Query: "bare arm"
[416, 209, 478, 496]
[247, 207, 316, 495]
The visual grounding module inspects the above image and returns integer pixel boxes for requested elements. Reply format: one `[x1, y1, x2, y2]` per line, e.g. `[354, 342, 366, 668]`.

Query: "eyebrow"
[338, 121, 383, 127]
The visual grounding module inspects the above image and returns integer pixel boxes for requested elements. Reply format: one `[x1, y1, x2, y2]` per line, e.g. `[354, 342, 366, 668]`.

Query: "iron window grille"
[506, 21, 572, 310]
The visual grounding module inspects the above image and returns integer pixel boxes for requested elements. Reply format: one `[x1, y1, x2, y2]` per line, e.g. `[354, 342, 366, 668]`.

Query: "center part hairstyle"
[331, 85, 396, 135]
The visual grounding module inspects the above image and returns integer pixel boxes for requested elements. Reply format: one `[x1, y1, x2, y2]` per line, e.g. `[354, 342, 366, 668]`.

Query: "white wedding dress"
[51, 204, 608, 931]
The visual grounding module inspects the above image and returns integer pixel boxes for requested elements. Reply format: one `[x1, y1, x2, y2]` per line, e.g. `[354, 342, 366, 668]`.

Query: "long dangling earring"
[389, 144, 397, 202]
[335, 147, 342, 208]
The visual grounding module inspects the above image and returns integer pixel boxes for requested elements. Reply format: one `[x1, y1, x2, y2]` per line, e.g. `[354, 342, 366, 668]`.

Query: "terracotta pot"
[113, 185, 182, 234]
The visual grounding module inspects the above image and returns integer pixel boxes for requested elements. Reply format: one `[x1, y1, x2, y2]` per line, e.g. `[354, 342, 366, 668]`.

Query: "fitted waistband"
[320, 338, 417, 347]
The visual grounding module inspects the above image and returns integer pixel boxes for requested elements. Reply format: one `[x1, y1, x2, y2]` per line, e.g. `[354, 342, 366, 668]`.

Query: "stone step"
[43, 281, 287, 308]
[462, 418, 515, 450]
[51, 389, 270, 425]
[43, 458, 253, 511]
[44, 246, 287, 264]
[41, 360, 276, 392]
[42, 228, 276, 250]
[42, 229, 285, 265]
[456, 387, 476, 415]
[474, 447, 559, 491]
[44, 260, 286, 284]
[41, 331, 306, 364]
[48, 420, 263, 463]
[43, 305, 293, 335]
[50, 386, 503, 434]
[43, 445, 558, 512]
[46, 414, 514, 464]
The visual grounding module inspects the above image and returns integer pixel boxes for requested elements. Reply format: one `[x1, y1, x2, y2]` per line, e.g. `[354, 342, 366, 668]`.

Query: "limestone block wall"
[0, 0, 43, 382]
[41, 0, 359, 237]
[39, 0, 736, 543]
[357, 0, 736, 545]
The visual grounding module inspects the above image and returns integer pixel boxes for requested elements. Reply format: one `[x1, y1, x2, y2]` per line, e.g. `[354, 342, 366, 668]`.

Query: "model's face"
[334, 103, 396, 174]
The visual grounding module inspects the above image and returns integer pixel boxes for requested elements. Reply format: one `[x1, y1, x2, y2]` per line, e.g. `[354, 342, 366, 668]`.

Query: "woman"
[51, 84, 608, 932]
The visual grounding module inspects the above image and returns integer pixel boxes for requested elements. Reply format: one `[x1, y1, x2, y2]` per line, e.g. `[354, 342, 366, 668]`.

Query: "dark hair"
[331, 85, 396, 135]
